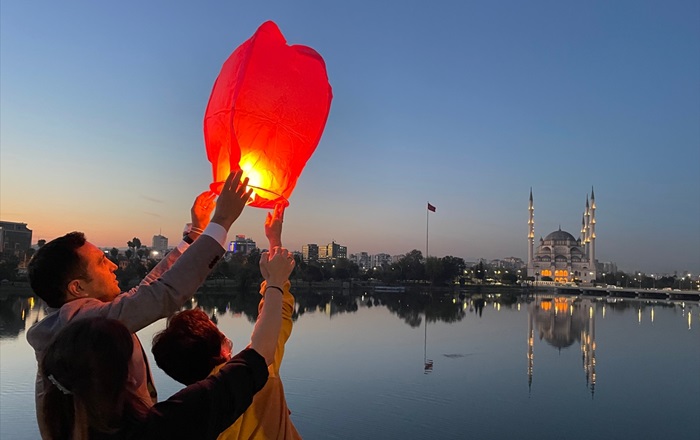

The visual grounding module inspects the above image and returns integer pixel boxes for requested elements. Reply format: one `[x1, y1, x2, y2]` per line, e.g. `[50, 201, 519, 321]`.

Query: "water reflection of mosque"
[527, 296, 596, 397]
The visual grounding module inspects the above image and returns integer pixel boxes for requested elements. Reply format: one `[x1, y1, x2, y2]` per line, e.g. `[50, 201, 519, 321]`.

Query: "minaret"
[528, 188, 535, 275]
[584, 195, 591, 258]
[590, 187, 596, 272]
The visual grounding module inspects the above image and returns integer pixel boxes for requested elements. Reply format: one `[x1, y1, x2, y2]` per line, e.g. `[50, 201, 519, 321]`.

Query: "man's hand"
[265, 204, 285, 249]
[191, 191, 217, 231]
[260, 247, 295, 288]
[210, 170, 253, 231]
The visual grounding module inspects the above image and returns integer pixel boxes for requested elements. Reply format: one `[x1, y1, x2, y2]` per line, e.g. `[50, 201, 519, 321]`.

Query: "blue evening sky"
[1, 0, 698, 274]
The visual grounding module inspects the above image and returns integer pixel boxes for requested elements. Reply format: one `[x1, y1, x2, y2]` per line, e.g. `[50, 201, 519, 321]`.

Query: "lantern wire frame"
[246, 184, 289, 208]
[209, 181, 288, 208]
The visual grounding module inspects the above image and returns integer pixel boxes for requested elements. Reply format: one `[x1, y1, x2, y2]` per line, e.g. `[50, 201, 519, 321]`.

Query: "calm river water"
[1, 286, 698, 439]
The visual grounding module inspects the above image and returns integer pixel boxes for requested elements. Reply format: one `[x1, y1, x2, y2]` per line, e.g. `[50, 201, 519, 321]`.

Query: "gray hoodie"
[27, 234, 226, 438]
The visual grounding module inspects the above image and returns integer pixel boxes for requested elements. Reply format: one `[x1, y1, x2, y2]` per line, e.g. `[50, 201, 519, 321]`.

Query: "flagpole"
[426, 203, 429, 258]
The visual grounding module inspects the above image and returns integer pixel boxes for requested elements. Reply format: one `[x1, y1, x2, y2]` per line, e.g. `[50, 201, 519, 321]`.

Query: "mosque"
[526, 188, 598, 283]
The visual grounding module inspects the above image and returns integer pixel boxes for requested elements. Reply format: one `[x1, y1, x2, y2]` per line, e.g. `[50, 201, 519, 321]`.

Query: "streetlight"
[638, 272, 642, 288]
[688, 273, 693, 290]
[651, 274, 656, 289]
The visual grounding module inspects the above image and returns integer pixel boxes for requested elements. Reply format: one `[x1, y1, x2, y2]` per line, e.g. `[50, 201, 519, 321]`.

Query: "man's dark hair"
[152, 309, 227, 385]
[28, 232, 88, 308]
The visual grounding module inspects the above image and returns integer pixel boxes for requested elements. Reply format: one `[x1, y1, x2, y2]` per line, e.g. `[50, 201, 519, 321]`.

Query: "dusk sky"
[1, 0, 698, 275]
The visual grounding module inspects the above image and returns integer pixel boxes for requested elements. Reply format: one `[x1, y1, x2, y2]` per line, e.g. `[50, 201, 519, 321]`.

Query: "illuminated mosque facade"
[527, 188, 598, 283]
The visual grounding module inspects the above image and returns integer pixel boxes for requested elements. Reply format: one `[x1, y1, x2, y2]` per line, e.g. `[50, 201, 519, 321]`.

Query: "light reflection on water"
[1, 287, 699, 440]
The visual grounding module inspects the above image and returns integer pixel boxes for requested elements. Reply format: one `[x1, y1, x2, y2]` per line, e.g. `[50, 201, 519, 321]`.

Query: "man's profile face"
[75, 242, 120, 302]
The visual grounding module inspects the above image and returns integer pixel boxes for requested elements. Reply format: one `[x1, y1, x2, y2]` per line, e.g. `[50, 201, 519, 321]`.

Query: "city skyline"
[9, 220, 694, 278]
[1, 1, 698, 275]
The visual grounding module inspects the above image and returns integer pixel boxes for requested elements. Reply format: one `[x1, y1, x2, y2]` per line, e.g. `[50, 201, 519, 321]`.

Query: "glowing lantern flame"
[204, 21, 333, 208]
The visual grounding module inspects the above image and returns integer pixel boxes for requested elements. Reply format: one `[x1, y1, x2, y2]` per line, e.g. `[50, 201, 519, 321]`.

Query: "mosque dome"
[544, 229, 577, 242]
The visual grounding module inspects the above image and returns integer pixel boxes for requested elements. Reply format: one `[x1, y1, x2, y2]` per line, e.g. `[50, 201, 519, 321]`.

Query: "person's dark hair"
[40, 317, 137, 439]
[28, 232, 88, 308]
[152, 309, 227, 385]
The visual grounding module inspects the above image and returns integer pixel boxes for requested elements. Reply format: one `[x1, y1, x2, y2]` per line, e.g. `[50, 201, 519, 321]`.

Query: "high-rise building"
[336, 244, 347, 260]
[302, 244, 319, 262]
[319, 241, 346, 263]
[229, 235, 257, 255]
[152, 234, 168, 254]
[599, 261, 617, 274]
[391, 254, 405, 264]
[372, 253, 391, 268]
[318, 245, 329, 261]
[491, 257, 525, 270]
[0, 221, 33, 259]
[350, 252, 371, 270]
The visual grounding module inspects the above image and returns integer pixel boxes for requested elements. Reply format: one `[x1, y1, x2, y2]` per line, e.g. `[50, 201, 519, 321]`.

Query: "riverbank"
[0, 280, 537, 298]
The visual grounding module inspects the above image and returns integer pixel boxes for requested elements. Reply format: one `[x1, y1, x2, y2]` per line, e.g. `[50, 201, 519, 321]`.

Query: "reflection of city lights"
[589, 307, 593, 319]
[689, 312, 692, 330]
[638, 308, 642, 324]
[602, 305, 606, 318]
[452, 298, 456, 304]
[463, 302, 467, 310]
[29, 297, 35, 309]
[497, 303, 501, 311]
[651, 308, 655, 323]
[517, 303, 521, 311]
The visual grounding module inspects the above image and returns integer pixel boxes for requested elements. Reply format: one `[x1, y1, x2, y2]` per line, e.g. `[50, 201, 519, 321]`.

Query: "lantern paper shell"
[204, 20, 333, 208]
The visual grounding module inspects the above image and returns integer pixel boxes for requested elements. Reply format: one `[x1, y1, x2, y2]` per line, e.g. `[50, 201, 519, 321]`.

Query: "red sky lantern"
[204, 21, 333, 208]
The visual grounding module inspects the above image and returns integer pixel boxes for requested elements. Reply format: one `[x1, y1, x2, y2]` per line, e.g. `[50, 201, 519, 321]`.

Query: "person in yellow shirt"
[152, 204, 302, 440]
